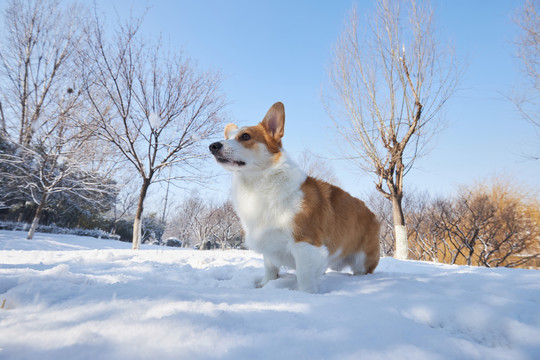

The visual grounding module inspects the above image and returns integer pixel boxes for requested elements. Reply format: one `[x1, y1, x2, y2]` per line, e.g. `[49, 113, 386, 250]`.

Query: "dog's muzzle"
[209, 142, 246, 167]
[209, 142, 223, 155]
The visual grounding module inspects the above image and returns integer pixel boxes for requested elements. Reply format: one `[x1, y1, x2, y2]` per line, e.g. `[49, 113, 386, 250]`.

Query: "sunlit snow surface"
[0, 230, 539, 360]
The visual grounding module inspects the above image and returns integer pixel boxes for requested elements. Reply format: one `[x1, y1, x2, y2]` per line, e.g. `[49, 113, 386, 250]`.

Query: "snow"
[149, 112, 161, 129]
[0, 230, 539, 360]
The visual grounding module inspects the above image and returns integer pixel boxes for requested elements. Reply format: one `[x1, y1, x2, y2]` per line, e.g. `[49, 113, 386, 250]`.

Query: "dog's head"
[210, 102, 285, 173]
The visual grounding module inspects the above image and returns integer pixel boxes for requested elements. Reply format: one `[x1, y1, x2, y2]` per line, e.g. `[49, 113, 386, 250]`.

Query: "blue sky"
[97, 1, 540, 205]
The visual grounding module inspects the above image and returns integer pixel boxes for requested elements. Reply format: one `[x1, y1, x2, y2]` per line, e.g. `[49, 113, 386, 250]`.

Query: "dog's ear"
[224, 123, 238, 139]
[261, 102, 285, 142]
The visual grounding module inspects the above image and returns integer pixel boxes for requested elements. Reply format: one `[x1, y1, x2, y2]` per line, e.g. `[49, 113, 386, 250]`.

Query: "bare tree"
[189, 199, 215, 250]
[429, 186, 539, 268]
[0, 94, 111, 239]
[326, 0, 459, 259]
[165, 193, 242, 250]
[429, 197, 484, 266]
[0, 0, 84, 147]
[513, 0, 540, 159]
[210, 200, 243, 249]
[82, 13, 227, 249]
[164, 191, 204, 247]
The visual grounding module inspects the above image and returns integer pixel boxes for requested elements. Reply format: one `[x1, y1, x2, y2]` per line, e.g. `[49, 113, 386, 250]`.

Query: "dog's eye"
[240, 133, 251, 141]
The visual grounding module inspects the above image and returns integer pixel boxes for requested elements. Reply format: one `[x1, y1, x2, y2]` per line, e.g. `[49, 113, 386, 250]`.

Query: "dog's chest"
[232, 173, 304, 243]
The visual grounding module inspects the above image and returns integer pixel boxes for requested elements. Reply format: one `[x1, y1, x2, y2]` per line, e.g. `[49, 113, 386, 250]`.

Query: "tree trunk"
[27, 191, 48, 240]
[0, 100, 6, 135]
[161, 167, 172, 225]
[391, 194, 408, 260]
[132, 178, 151, 250]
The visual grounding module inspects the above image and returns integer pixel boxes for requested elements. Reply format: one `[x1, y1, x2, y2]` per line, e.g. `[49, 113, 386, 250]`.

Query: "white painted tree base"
[394, 224, 408, 260]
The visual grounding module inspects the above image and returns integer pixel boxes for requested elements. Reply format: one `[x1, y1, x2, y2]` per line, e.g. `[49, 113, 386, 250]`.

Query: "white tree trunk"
[132, 216, 142, 250]
[27, 192, 48, 240]
[27, 215, 40, 240]
[394, 224, 408, 260]
[132, 179, 150, 250]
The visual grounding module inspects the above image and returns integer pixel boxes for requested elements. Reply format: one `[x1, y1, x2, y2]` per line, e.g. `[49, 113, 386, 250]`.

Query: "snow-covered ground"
[0, 230, 539, 360]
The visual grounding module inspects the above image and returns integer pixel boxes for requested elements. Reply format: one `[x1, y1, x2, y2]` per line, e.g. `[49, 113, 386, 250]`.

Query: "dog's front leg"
[257, 256, 279, 288]
[291, 241, 329, 293]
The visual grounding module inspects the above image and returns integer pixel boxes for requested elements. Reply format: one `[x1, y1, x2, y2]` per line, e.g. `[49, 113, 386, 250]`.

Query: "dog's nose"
[209, 142, 223, 154]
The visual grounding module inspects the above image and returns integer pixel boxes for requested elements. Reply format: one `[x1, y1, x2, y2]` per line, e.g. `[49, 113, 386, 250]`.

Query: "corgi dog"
[209, 102, 380, 293]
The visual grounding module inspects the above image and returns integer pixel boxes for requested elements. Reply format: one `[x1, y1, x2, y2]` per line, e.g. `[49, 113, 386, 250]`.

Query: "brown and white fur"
[209, 102, 380, 293]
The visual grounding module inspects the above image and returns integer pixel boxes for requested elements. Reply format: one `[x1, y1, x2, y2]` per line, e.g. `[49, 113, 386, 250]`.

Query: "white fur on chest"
[231, 153, 306, 267]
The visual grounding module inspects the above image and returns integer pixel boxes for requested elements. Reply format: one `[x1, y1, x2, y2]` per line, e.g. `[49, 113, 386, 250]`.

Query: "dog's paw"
[254, 275, 279, 288]
[253, 276, 265, 288]
[255, 279, 270, 289]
